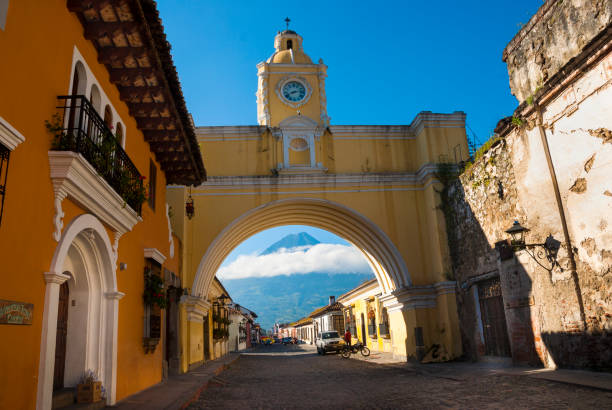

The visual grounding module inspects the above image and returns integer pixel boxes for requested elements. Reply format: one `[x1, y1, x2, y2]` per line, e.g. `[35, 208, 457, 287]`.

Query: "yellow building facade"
[179, 277, 231, 372]
[338, 279, 394, 354]
[169, 29, 466, 363]
[0, 1, 204, 409]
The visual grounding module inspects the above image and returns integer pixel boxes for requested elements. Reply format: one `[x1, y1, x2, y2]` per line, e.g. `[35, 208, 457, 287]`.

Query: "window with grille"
[144, 258, 162, 341]
[0, 144, 9, 227]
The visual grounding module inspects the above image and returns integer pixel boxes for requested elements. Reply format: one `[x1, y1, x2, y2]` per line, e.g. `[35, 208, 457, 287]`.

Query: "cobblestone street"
[187, 344, 612, 409]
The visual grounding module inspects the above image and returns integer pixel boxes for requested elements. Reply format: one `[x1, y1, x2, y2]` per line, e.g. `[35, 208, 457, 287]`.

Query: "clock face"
[282, 81, 306, 102]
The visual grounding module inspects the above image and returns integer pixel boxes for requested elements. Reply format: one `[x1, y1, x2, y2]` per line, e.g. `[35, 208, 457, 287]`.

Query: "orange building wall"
[0, 1, 177, 407]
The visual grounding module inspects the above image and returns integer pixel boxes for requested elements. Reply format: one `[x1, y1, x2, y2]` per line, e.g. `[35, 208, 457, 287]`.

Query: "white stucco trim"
[165, 203, 175, 259]
[0, 115, 25, 150]
[69, 46, 127, 147]
[144, 248, 167, 265]
[180, 295, 211, 322]
[48, 151, 141, 246]
[37, 214, 120, 409]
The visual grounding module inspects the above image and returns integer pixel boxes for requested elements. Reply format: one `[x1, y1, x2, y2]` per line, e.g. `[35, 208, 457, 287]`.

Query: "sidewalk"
[347, 350, 612, 391]
[110, 353, 240, 410]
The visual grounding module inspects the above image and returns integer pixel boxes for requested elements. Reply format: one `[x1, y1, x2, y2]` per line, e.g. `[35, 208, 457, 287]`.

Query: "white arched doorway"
[191, 198, 411, 299]
[37, 214, 123, 409]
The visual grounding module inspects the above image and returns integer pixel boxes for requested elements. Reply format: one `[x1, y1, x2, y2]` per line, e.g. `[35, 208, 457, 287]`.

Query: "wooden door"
[54, 282, 69, 390]
[203, 316, 210, 360]
[479, 278, 511, 357]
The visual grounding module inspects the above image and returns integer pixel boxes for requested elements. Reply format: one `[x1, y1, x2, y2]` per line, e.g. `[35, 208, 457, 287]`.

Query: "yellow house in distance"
[338, 279, 394, 354]
[168, 28, 467, 364]
[0, 1, 204, 409]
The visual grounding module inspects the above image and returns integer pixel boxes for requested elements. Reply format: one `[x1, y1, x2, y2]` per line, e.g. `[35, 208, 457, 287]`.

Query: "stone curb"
[179, 355, 241, 409]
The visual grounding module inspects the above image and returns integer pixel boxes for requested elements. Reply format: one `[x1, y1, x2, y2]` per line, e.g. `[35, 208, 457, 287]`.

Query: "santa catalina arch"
[168, 29, 468, 363]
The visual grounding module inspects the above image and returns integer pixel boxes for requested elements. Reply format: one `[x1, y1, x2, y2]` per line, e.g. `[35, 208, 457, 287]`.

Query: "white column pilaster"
[36, 272, 70, 410]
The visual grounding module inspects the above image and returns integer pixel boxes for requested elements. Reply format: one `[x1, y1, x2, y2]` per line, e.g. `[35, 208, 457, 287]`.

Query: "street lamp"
[504, 220, 561, 271]
[505, 220, 529, 249]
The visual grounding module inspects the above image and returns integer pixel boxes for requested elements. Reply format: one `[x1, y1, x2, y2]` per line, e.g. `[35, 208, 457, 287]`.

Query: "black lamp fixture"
[505, 220, 561, 271]
[185, 186, 194, 220]
[505, 220, 529, 249]
[217, 294, 229, 306]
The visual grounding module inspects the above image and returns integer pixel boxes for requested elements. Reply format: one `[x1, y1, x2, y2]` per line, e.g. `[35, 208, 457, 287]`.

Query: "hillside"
[222, 272, 374, 331]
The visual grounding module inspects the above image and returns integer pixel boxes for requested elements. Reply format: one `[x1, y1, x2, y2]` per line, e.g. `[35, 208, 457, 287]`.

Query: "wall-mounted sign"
[0, 300, 33, 325]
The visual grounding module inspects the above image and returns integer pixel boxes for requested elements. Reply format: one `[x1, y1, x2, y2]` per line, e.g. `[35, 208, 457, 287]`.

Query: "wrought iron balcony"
[378, 323, 390, 337]
[368, 324, 377, 337]
[53, 95, 144, 214]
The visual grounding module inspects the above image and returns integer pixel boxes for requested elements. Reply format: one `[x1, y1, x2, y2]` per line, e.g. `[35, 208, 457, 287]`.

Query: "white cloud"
[217, 244, 372, 280]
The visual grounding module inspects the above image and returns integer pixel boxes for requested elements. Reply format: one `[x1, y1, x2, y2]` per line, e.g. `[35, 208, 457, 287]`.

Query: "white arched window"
[89, 84, 101, 114]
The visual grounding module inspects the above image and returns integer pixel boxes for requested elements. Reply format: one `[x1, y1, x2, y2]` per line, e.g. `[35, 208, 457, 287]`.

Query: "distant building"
[228, 304, 258, 351]
[295, 318, 315, 344]
[310, 296, 345, 339]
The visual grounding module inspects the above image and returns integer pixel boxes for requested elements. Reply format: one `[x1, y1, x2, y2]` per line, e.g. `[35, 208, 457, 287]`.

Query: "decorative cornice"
[194, 111, 466, 141]
[144, 248, 167, 265]
[434, 281, 457, 296]
[180, 295, 211, 322]
[329, 125, 413, 138]
[409, 111, 466, 136]
[0, 116, 25, 151]
[43, 272, 70, 285]
[104, 291, 125, 300]
[379, 281, 456, 312]
[48, 151, 141, 242]
[173, 163, 439, 190]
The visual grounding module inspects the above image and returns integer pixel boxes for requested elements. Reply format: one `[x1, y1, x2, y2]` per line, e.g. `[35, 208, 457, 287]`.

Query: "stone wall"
[503, 0, 611, 103]
[444, 0, 612, 371]
[445, 51, 612, 368]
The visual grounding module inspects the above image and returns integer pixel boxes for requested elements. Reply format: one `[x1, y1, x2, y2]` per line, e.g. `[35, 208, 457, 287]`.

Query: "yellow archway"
[191, 197, 410, 298]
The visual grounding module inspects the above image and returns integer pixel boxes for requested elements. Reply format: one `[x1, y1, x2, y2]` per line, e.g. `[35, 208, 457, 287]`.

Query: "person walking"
[344, 328, 352, 347]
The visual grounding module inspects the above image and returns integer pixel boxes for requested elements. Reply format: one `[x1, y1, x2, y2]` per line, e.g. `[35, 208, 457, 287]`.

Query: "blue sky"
[157, 0, 543, 144]
[155, 1, 543, 274]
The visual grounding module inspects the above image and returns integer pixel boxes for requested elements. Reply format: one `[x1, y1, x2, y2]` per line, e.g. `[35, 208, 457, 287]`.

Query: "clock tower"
[256, 28, 329, 172]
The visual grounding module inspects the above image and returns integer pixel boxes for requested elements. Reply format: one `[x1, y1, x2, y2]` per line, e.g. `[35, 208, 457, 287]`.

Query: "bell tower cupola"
[256, 19, 330, 128]
[255, 19, 330, 173]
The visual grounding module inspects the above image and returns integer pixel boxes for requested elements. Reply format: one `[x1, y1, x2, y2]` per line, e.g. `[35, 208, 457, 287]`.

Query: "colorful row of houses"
[279, 281, 398, 356]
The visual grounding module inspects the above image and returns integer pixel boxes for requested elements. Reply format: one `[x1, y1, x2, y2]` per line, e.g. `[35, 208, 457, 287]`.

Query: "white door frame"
[36, 214, 123, 410]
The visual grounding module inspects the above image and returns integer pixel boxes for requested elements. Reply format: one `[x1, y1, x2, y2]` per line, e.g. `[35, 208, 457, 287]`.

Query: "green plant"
[511, 116, 524, 128]
[213, 328, 229, 339]
[143, 268, 167, 309]
[45, 113, 73, 150]
[434, 163, 463, 281]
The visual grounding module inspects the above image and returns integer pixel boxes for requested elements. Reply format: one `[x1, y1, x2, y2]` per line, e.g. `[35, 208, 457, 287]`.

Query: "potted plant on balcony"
[77, 370, 102, 404]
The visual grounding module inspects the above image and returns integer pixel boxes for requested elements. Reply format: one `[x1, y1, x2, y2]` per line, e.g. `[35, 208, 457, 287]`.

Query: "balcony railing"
[53, 95, 143, 214]
[368, 324, 377, 337]
[379, 323, 390, 337]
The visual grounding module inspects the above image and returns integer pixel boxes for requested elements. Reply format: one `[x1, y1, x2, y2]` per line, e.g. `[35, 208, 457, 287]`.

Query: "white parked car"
[316, 331, 345, 354]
